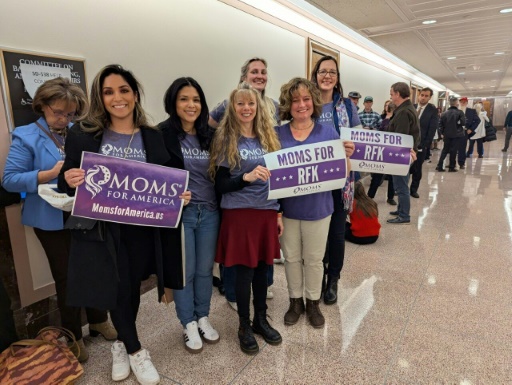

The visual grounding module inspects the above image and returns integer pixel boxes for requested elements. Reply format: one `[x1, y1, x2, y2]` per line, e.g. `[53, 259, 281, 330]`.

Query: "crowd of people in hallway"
[1, 55, 510, 385]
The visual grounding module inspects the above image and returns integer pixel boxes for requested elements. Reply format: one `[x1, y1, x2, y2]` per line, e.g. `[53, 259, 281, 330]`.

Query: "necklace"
[290, 120, 314, 131]
[124, 128, 136, 159]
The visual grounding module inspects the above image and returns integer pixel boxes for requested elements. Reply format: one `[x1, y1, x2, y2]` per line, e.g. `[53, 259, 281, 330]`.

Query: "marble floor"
[79, 133, 512, 385]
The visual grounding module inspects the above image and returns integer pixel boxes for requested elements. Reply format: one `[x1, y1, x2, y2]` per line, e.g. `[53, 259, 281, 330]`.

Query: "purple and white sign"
[339, 129, 413, 175]
[264, 140, 347, 199]
[72, 152, 189, 228]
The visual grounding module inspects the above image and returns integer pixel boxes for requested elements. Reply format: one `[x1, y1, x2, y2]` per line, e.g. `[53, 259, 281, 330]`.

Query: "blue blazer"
[3, 117, 65, 230]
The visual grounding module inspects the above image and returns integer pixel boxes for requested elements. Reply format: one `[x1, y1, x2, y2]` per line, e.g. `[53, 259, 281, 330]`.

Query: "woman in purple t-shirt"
[209, 83, 282, 355]
[277, 78, 354, 329]
[159, 77, 219, 354]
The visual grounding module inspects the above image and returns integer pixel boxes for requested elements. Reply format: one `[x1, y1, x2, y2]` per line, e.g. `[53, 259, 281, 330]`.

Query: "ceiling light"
[492, 70, 500, 72]
[500, 8, 512, 13]
[422, 20, 437, 24]
[465, 81, 470, 83]
[491, 86, 496, 88]
[458, 72, 465, 75]
[495, 52, 505, 55]
[447, 56, 456, 60]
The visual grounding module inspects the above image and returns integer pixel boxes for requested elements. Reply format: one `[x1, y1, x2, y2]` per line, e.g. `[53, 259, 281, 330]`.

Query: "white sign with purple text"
[339, 129, 413, 175]
[264, 140, 347, 199]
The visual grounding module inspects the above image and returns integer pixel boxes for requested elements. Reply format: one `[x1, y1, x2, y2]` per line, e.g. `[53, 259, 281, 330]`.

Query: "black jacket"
[57, 124, 184, 310]
[440, 107, 466, 139]
[414, 103, 439, 149]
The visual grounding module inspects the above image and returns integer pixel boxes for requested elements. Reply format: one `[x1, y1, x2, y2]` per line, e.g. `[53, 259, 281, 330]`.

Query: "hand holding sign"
[244, 165, 271, 183]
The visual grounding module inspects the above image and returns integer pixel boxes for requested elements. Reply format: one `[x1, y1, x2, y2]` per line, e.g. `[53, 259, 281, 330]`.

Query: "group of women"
[3, 55, 359, 385]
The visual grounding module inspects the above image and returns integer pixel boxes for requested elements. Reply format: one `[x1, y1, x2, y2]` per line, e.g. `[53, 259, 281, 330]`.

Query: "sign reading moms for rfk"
[339, 128, 413, 175]
[264, 140, 347, 199]
[72, 152, 189, 228]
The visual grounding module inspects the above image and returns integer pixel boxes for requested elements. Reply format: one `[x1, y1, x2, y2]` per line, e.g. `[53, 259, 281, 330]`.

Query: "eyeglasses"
[317, 69, 338, 77]
[47, 105, 76, 121]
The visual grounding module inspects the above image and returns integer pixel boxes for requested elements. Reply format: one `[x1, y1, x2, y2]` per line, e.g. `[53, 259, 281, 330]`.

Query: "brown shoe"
[284, 297, 305, 325]
[89, 320, 118, 341]
[306, 299, 325, 328]
[69, 338, 89, 363]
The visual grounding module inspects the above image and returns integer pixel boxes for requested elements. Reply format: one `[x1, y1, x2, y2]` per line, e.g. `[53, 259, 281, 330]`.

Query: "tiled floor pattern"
[79, 134, 512, 384]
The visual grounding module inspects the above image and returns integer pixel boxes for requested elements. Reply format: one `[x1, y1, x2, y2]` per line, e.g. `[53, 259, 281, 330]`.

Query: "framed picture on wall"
[0, 48, 87, 131]
[307, 38, 340, 78]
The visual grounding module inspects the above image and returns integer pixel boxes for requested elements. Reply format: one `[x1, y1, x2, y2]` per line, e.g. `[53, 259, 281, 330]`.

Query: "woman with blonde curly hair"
[209, 82, 282, 355]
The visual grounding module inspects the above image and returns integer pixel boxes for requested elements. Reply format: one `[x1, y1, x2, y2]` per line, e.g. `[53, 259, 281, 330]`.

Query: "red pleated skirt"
[215, 209, 280, 268]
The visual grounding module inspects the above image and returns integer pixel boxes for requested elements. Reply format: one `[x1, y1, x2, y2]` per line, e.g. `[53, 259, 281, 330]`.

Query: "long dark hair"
[163, 77, 212, 151]
[82, 64, 150, 133]
[354, 181, 378, 218]
[309, 55, 343, 99]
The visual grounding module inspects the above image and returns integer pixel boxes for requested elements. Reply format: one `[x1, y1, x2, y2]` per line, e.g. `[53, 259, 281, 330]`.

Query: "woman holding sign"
[277, 77, 354, 328]
[58, 65, 189, 385]
[310, 56, 359, 305]
[159, 77, 219, 354]
[209, 82, 282, 355]
[3, 77, 115, 362]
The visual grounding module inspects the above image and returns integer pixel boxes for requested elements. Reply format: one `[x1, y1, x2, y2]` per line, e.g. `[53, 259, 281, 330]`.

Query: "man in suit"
[410, 88, 439, 198]
[436, 96, 466, 172]
[457, 96, 480, 168]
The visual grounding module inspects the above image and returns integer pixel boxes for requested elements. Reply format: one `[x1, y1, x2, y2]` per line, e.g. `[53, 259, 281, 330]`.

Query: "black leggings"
[235, 262, 268, 320]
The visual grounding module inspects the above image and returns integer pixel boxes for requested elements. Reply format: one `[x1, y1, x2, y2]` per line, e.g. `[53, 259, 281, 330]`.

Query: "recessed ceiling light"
[447, 56, 457, 60]
[500, 8, 512, 13]
[492, 79, 497, 81]
[458, 72, 465, 75]
[422, 20, 437, 24]
[495, 52, 505, 55]
[492, 70, 500, 72]
[491, 86, 496, 88]
[465, 81, 470, 83]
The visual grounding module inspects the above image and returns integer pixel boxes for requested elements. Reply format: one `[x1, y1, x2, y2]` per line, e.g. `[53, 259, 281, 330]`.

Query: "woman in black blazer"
[58, 64, 189, 385]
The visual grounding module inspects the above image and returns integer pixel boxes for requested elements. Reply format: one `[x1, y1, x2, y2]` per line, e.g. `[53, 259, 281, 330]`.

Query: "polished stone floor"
[79, 133, 512, 384]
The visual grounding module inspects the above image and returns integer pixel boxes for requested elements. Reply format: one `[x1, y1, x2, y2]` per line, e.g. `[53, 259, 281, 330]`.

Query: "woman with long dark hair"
[159, 77, 219, 354]
[58, 64, 189, 385]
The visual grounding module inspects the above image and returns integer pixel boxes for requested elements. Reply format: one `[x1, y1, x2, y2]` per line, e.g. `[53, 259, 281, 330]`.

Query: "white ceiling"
[305, 0, 512, 97]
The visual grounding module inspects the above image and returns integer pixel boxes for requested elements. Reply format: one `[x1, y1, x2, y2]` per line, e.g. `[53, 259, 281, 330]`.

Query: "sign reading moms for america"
[72, 152, 188, 228]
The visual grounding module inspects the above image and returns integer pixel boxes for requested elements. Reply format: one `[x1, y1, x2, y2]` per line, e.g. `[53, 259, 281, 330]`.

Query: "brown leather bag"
[0, 326, 84, 384]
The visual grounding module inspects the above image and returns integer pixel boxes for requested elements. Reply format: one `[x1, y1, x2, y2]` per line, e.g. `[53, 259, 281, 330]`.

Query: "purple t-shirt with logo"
[317, 102, 350, 130]
[100, 129, 146, 162]
[218, 136, 278, 211]
[180, 134, 216, 210]
[276, 122, 339, 221]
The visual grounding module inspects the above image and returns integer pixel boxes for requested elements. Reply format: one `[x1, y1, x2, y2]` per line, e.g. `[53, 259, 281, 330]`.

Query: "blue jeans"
[174, 204, 219, 326]
[392, 174, 410, 221]
[223, 265, 274, 302]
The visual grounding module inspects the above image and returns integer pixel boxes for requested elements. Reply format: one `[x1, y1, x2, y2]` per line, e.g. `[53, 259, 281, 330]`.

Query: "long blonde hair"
[209, 83, 280, 179]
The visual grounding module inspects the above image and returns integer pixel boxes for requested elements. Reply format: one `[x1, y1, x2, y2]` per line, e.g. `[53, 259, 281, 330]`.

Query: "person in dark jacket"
[410, 87, 439, 198]
[58, 64, 189, 385]
[436, 96, 466, 173]
[387, 82, 419, 225]
[458, 96, 480, 168]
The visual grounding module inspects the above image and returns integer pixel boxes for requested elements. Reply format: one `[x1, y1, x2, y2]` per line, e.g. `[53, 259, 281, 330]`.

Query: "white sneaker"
[267, 288, 274, 299]
[274, 249, 285, 264]
[228, 301, 238, 311]
[198, 317, 220, 344]
[111, 341, 130, 381]
[183, 321, 203, 353]
[128, 349, 160, 385]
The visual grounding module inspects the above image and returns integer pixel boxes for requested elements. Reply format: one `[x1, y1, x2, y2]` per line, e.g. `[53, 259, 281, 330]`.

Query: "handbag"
[38, 184, 74, 211]
[0, 184, 21, 208]
[64, 215, 106, 242]
[0, 327, 83, 385]
[483, 120, 497, 142]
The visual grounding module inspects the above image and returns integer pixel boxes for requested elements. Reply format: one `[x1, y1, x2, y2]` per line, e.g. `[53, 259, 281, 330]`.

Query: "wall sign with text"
[0, 48, 87, 131]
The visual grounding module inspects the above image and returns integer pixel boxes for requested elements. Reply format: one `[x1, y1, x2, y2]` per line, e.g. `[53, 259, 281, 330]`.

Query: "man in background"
[458, 96, 480, 166]
[359, 96, 382, 130]
[501, 109, 512, 152]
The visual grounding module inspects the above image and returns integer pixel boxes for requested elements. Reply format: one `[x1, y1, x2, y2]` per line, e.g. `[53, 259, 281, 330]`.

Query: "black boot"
[252, 311, 282, 345]
[238, 318, 259, 355]
[213, 276, 225, 295]
[321, 272, 327, 294]
[323, 275, 338, 305]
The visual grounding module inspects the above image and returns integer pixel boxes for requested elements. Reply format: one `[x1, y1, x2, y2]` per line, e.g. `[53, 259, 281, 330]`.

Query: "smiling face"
[235, 94, 257, 125]
[42, 99, 77, 130]
[290, 86, 314, 122]
[176, 85, 201, 128]
[316, 59, 338, 94]
[244, 61, 267, 93]
[102, 74, 137, 124]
